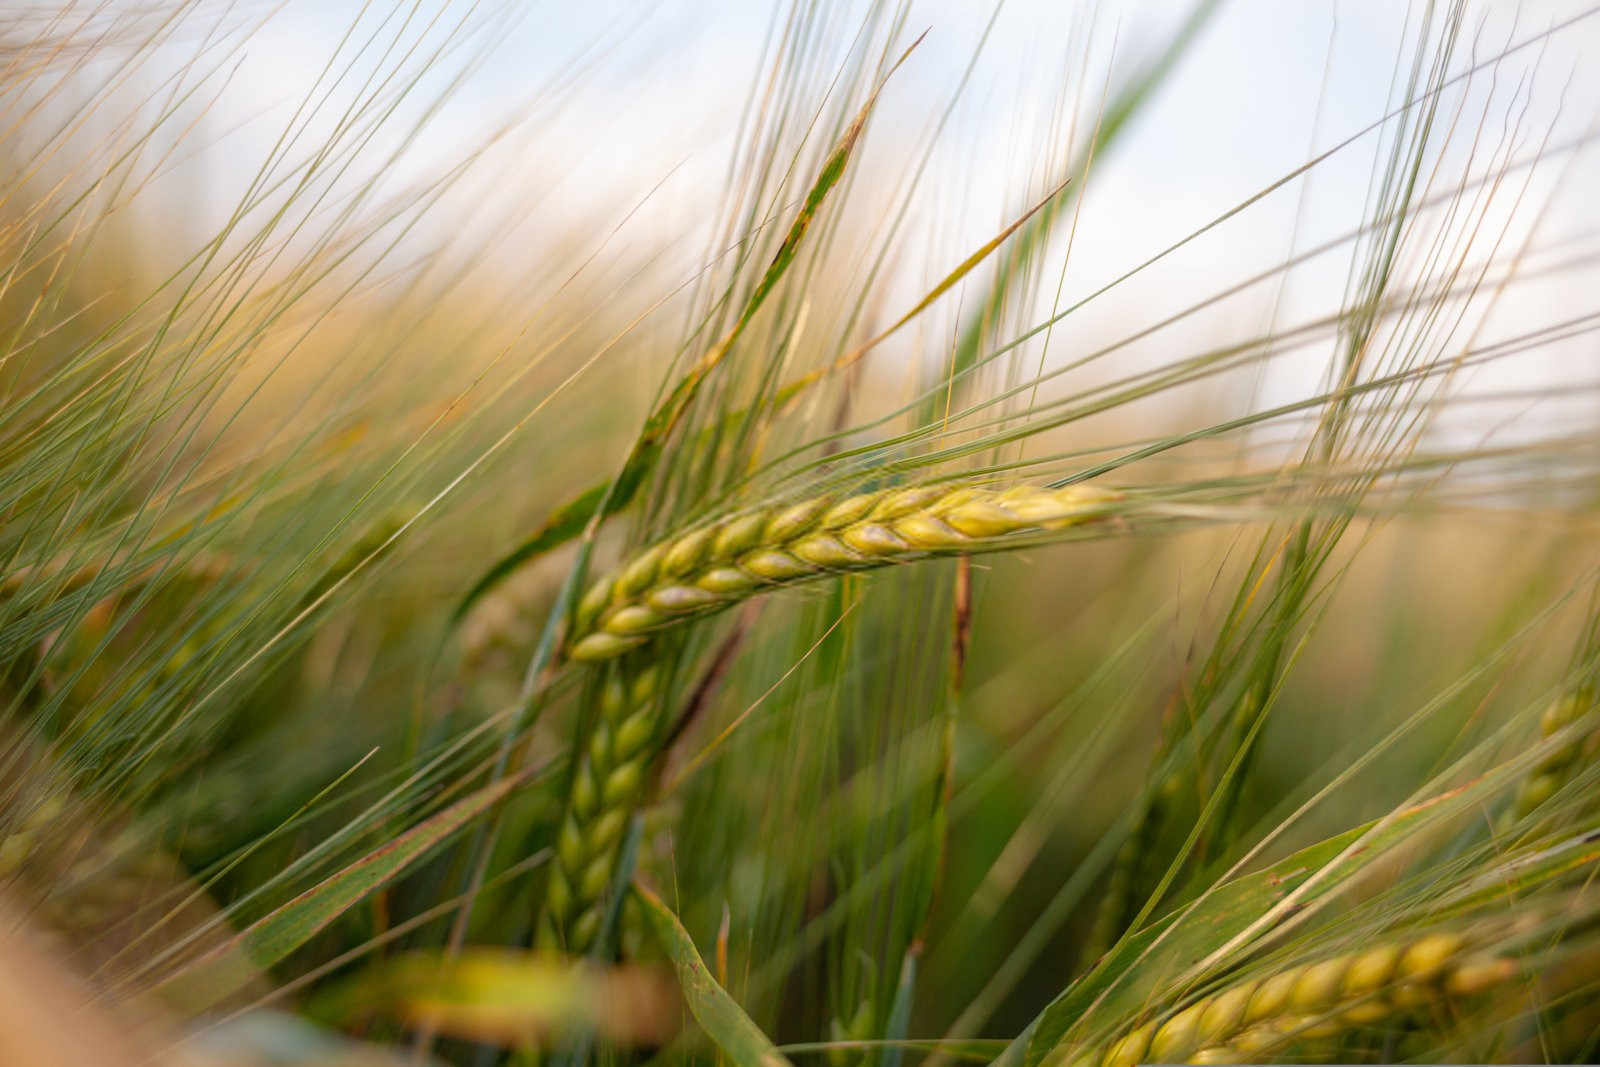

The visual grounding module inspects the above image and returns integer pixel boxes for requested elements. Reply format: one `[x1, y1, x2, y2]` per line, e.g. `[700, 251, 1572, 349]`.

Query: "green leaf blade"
[153, 771, 529, 1014]
[635, 881, 794, 1067]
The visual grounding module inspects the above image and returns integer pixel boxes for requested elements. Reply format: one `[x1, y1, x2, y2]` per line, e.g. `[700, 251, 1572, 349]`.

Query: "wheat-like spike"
[536, 649, 673, 954]
[1051, 930, 1515, 1067]
[1512, 688, 1598, 818]
[539, 482, 1116, 949]
[565, 481, 1120, 662]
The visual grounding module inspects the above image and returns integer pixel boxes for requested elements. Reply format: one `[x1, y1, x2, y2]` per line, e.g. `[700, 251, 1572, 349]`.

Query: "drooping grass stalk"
[536, 479, 1117, 952]
[1056, 930, 1514, 1067]
[565, 481, 1119, 663]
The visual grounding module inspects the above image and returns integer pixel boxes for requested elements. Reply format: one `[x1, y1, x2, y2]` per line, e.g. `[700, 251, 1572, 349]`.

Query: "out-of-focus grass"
[4, 3, 1600, 1066]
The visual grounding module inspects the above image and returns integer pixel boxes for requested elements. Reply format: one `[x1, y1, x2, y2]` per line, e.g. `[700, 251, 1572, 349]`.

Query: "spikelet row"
[567, 482, 1120, 662]
[1056, 930, 1514, 1067]
[536, 653, 670, 953]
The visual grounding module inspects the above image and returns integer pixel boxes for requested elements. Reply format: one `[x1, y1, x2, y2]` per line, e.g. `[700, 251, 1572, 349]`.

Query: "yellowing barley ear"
[565, 480, 1118, 663]
[1056, 928, 1513, 1066]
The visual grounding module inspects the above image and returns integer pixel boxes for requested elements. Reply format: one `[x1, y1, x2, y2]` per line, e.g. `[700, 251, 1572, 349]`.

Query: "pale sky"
[144, 0, 1600, 446]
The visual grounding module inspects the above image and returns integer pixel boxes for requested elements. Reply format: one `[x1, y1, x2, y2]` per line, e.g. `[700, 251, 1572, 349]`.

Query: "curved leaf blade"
[635, 881, 793, 1067]
[153, 771, 531, 1014]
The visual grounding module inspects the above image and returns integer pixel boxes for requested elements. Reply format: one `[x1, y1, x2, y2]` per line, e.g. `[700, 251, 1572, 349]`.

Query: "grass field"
[5, 2, 1600, 1064]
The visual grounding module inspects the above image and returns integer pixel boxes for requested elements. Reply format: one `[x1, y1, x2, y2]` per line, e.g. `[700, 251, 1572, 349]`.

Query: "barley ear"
[567, 481, 1118, 662]
[1511, 687, 1598, 819]
[1071, 929, 1512, 1066]
[536, 650, 673, 953]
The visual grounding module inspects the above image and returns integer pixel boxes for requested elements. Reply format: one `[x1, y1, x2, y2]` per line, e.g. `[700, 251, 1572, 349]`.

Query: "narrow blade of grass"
[151, 769, 532, 1014]
[635, 880, 795, 1067]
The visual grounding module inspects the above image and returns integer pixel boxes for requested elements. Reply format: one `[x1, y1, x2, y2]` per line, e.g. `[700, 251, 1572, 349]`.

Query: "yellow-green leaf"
[310, 949, 677, 1048]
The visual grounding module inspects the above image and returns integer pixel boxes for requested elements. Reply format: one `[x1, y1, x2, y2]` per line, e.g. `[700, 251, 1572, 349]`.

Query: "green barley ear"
[1510, 687, 1599, 819]
[536, 647, 679, 954]
[536, 479, 1116, 956]
[1504, 589, 1600, 827]
[34, 506, 410, 786]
